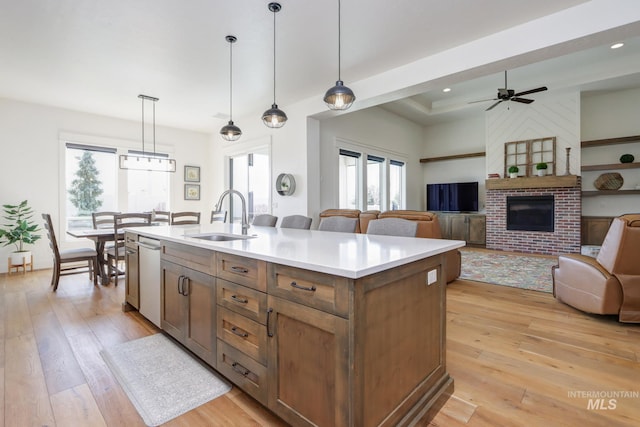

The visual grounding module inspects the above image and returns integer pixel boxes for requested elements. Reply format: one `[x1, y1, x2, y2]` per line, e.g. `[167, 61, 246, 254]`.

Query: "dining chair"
[252, 214, 278, 227]
[42, 213, 99, 291]
[280, 215, 312, 230]
[152, 210, 170, 224]
[171, 211, 201, 225]
[317, 216, 358, 233]
[106, 212, 152, 286]
[210, 210, 228, 223]
[366, 217, 418, 237]
[92, 211, 120, 229]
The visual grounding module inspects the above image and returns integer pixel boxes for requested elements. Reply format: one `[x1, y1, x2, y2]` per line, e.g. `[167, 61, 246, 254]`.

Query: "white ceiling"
[1, 0, 638, 132]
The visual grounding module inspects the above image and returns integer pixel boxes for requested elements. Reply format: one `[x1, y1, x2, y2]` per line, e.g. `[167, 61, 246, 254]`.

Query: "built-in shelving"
[581, 135, 640, 147]
[582, 163, 640, 171]
[582, 189, 640, 197]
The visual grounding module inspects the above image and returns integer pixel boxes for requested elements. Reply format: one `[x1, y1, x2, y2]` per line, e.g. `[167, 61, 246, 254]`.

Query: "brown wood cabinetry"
[581, 216, 614, 245]
[152, 239, 450, 426]
[438, 213, 486, 246]
[161, 257, 217, 366]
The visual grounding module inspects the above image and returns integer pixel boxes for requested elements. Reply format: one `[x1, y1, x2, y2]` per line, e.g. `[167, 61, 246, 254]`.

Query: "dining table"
[66, 228, 124, 285]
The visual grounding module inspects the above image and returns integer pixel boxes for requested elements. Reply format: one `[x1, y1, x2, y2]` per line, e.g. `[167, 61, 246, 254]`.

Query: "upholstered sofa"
[552, 214, 640, 323]
[319, 209, 461, 283]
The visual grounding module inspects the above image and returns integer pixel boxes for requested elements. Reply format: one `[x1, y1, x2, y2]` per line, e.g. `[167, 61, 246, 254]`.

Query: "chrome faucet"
[215, 189, 249, 235]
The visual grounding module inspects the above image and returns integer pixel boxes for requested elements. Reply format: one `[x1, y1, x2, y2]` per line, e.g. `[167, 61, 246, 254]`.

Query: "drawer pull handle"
[290, 281, 316, 292]
[231, 326, 249, 338]
[232, 362, 250, 377]
[231, 295, 248, 304]
[231, 266, 249, 274]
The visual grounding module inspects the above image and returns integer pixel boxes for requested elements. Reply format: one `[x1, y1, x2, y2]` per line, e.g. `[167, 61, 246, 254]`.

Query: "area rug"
[101, 333, 231, 426]
[459, 249, 558, 293]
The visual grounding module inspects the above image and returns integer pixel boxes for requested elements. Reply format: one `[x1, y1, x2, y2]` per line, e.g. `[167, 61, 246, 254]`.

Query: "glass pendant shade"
[262, 104, 287, 128]
[324, 80, 356, 110]
[220, 120, 242, 141]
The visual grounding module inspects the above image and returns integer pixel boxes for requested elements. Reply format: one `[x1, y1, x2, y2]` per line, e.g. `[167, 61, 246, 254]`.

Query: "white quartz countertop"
[126, 223, 465, 279]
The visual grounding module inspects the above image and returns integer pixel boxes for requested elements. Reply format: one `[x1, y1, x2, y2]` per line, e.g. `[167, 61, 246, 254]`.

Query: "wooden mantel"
[486, 175, 578, 190]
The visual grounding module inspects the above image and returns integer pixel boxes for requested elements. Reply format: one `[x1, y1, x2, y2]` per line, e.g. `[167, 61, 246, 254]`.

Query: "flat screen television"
[427, 181, 479, 212]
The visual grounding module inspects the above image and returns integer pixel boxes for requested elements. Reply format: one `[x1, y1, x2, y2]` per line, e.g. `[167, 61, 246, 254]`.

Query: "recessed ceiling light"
[610, 42, 624, 49]
[443, 88, 451, 93]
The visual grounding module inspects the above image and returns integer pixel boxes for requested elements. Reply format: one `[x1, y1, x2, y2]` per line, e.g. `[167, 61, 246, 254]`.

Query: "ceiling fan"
[470, 70, 548, 111]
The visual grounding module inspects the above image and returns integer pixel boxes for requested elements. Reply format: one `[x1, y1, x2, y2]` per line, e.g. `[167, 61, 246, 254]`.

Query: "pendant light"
[323, 0, 355, 110]
[262, 2, 287, 128]
[119, 94, 177, 172]
[220, 35, 242, 141]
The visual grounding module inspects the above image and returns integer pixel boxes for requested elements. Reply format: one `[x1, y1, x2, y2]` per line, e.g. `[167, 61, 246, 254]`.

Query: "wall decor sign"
[184, 165, 200, 182]
[184, 184, 200, 200]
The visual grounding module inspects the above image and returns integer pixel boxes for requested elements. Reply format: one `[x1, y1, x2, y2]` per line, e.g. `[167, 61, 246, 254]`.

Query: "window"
[228, 147, 271, 222]
[65, 143, 117, 231]
[337, 144, 406, 211]
[127, 168, 170, 213]
[338, 149, 360, 209]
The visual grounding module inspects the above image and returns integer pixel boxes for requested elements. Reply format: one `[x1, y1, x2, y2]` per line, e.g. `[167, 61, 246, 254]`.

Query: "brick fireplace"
[485, 176, 581, 255]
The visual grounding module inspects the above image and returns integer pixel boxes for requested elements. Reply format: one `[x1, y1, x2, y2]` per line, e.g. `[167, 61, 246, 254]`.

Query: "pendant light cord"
[152, 99, 156, 155]
[141, 97, 145, 156]
[338, 0, 342, 81]
[229, 40, 234, 122]
[273, 8, 277, 104]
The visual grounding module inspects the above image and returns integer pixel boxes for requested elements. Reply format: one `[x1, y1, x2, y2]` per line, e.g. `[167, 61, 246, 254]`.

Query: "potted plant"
[0, 200, 41, 267]
[535, 162, 548, 176]
[508, 165, 519, 178]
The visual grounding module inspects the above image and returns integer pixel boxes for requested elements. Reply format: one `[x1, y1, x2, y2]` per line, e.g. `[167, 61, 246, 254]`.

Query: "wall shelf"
[486, 175, 578, 190]
[581, 135, 640, 147]
[420, 151, 485, 163]
[582, 189, 640, 197]
[582, 162, 640, 171]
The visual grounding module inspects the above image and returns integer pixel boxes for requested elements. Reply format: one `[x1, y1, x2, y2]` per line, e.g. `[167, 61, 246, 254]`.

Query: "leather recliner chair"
[552, 214, 640, 323]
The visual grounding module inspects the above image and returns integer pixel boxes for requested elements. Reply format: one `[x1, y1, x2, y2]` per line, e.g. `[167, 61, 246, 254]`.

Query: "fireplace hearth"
[507, 195, 554, 232]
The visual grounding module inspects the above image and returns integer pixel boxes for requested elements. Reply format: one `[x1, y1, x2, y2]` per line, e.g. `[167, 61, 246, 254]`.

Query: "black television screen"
[427, 182, 479, 212]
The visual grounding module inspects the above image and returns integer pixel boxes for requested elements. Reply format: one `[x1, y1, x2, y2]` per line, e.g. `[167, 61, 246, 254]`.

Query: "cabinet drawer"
[217, 340, 267, 405]
[217, 307, 267, 365]
[217, 279, 267, 324]
[267, 264, 350, 317]
[161, 241, 216, 275]
[217, 252, 267, 292]
[124, 232, 138, 249]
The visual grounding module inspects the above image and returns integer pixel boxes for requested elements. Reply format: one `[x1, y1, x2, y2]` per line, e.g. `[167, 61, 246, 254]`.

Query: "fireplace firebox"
[507, 195, 554, 232]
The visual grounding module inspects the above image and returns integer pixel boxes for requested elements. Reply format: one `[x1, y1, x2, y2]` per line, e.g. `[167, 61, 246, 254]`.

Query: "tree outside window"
[68, 151, 103, 215]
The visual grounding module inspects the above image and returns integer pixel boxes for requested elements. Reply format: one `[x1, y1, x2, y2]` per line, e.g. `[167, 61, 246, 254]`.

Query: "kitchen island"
[124, 223, 464, 427]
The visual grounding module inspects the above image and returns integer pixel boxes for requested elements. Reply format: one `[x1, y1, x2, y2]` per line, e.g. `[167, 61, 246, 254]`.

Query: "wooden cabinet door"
[266, 296, 349, 427]
[161, 260, 187, 341]
[183, 268, 217, 367]
[124, 247, 139, 309]
[449, 214, 468, 241]
[468, 215, 486, 245]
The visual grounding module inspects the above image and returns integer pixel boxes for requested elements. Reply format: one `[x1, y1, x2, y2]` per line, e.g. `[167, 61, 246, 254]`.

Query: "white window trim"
[334, 137, 408, 211]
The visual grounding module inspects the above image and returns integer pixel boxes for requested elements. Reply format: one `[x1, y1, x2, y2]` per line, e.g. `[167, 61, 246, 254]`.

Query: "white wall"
[422, 116, 486, 211]
[0, 98, 209, 273]
[581, 87, 640, 216]
[318, 107, 424, 212]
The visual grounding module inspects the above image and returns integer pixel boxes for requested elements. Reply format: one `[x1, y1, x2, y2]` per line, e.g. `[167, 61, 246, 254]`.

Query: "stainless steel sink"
[185, 232, 256, 242]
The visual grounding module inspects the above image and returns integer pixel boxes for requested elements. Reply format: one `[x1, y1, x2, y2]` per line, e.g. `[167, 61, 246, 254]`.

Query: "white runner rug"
[101, 333, 231, 426]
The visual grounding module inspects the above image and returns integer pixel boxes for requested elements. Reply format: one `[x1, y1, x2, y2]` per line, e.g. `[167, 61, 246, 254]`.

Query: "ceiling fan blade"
[514, 86, 547, 97]
[486, 100, 502, 111]
[511, 97, 534, 104]
[468, 98, 498, 104]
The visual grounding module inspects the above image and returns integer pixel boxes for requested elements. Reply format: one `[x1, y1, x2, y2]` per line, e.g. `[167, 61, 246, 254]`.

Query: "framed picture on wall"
[184, 165, 200, 182]
[184, 184, 200, 200]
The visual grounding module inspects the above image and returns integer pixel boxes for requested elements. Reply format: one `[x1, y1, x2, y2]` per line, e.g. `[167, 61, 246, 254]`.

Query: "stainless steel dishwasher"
[137, 236, 161, 327]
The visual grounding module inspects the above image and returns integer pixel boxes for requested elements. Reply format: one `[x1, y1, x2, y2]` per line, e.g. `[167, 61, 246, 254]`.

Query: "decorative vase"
[537, 169, 546, 177]
[509, 172, 518, 178]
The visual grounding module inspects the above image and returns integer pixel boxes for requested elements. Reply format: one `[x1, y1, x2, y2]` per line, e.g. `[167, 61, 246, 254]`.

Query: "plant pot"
[509, 173, 518, 178]
[537, 169, 546, 177]
[10, 251, 31, 266]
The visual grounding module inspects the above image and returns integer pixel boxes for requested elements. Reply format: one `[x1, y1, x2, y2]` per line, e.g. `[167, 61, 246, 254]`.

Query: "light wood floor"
[1, 268, 638, 426]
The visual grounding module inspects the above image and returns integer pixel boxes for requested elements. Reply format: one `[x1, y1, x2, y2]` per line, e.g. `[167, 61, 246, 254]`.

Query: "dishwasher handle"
[137, 241, 161, 251]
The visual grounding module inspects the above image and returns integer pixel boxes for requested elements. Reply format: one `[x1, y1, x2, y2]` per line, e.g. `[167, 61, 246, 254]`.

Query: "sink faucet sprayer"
[215, 189, 249, 235]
